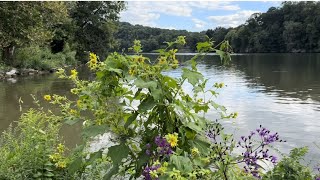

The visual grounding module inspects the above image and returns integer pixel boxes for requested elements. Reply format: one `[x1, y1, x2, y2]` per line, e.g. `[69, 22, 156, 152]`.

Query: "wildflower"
[188, 172, 197, 180]
[89, 52, 98, 69]
[49, 153, 60, 162]
[149, 170, 158, 179]
[158, 56, 167, 65]
[129, 68, 135, 76]
[44, 95, 51, 101]
[56, 160, 67, 168]
[169, 168, 181, 179]
[70, 69, 78, 79]
[165, 133, 178, 147]
[70, 88, 79, 94]
[56, 68, 65, 78]
[143, 165, 160, 180]
[154, 136, 173, 156]
[77, 100, 82, 107]
[69, 109, 77, 115]
[191, 147, 199, 157]
[57, 143, 65, 153]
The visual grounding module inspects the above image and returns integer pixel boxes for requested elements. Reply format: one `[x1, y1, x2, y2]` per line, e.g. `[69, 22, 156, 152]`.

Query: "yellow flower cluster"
[70, 69, 78, 79]
[191, 147, 199, 157]
[49, 143, 67, 169]
[89, 52, 98, 69]
[165, 133, 178, 147]
[158, 56, 167, 65]
[44, 95, 51, 101]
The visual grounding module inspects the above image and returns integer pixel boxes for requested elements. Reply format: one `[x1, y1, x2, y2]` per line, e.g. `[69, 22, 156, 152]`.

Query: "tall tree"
[0, 2, 69, 65]
[70, 1, 126, 61]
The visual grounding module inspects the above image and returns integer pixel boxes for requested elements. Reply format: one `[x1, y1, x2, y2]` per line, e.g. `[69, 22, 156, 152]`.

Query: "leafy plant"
[263, 147, 313, 180]
[0, 109, 69, 179]
[47, 36, 288, 179]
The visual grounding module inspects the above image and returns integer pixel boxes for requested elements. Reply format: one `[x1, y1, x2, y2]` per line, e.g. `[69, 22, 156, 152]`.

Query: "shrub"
[263, 147, 313, 180]
[14, 44, 76, 70]
[0, 109, 69, 179]
[50, 37, 284, 179]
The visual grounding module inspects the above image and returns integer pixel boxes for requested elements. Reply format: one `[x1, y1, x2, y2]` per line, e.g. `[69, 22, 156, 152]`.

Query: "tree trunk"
[2, 45, 15, 66]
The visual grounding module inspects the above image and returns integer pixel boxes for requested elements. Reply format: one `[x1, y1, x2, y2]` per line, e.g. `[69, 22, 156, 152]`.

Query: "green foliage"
[70, 1, 126, 61]
[263, 147, 314, 180]
[0, 2, 70, 65]
[115, 22, 207, 52]
[14, 44, 76, 70]
[0, 109, 68, 179]
[225, 2, 320, 53]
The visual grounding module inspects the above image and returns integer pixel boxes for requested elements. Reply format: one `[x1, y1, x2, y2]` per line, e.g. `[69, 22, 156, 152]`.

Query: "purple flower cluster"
[145, 136, 173, 157]
[142, 165, 160, 180]
[237, 125, 285, 179]
[154, 136, 173, 156]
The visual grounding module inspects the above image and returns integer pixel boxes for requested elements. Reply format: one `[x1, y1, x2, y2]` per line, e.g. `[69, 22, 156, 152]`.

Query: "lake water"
[1, 53, 320, 165]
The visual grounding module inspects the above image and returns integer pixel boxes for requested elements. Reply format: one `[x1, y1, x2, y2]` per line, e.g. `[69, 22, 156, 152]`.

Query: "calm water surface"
[1, 53, 320, 164]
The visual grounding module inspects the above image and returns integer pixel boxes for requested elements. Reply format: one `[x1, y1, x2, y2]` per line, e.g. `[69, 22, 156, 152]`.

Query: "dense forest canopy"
[0, 1, 125, 67]
[1, 1, 320, 69]
[116, 1, 320, 53]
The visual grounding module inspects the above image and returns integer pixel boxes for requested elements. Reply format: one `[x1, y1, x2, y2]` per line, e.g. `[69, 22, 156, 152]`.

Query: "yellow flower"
[158, 56, 167, 65]
[56, 160, 67, 168]
[165, 133, 178, 147]
[70, 88, 78, 94]
[57, 143, 65, 153]
[89, 52, 98, 69]
[129, 68, 135, 76]
[191, 147, 199, 157]
[77, 100, 82, 107]
[44, 95, 51, 101]
[150, 170, 158, 179]
[49, 153, 60, 162]
[69, 109, 77, 115]
[70, 69, 78, 79]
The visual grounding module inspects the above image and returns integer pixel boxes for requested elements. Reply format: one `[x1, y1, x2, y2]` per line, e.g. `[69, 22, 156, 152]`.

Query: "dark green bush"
[14, 44, 76, 70]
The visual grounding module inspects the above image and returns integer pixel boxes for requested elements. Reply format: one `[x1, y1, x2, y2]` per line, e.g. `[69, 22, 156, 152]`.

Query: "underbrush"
[14, 44, 76, 70]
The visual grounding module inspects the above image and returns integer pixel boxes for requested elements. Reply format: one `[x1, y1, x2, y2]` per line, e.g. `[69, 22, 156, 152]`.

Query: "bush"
[263, 147, 313, 180]
[14, 44, 76, 70]
[0, 109, 69, 179]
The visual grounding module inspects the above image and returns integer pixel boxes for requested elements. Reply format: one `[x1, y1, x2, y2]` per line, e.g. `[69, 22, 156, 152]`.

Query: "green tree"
[0, 2, 69, 65]
[70, 1, 126, 61]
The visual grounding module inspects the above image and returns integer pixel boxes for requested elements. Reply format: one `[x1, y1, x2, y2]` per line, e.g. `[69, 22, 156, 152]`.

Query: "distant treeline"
[116, 1, 320, 53]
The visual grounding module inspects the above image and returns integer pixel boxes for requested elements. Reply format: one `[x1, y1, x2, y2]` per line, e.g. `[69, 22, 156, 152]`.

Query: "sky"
[120, 1, 282, 32]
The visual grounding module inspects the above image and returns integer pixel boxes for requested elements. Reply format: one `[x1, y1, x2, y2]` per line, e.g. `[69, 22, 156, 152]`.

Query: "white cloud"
[192, 18, 207, 29]
[207, 10, 260, 27]
[188, 1, 240, 11]
[120, 1, 240, 28]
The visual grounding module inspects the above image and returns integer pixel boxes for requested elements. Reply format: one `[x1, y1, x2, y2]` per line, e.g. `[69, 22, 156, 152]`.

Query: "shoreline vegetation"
[1, 2, 320, 73]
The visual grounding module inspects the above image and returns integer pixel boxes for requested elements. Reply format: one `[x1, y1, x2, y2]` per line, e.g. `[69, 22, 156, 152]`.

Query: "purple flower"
[143, 165, 160, 180]
[238, 126, 284, 179]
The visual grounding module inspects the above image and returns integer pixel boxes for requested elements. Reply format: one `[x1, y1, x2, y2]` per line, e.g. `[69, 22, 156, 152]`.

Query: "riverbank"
[0, 68, 56, 80]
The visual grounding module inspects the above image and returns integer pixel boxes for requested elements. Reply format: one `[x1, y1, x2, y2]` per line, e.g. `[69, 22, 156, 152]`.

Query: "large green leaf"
[68, 157, 83, 174]
[182, 68, 203, 86]
[138, 96, 156, 112]
[108, 143, 130, 165]
[124, 112, 138, 128]
[135, 78, 157, 90]
[170, 155, 193, 173]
